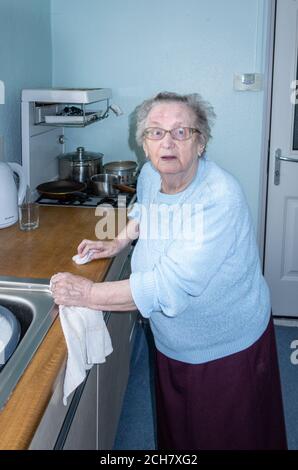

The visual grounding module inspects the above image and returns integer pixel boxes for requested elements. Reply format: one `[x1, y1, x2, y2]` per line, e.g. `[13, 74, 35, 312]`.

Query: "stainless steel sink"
[0, 276, 56, 410]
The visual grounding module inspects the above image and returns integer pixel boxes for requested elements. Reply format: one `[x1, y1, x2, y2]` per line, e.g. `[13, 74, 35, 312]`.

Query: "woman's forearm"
[90, 219, 139, 310]
[115, 218, 139, 252]
[89, 279, 137, 311]
[51, 219, 140, 309]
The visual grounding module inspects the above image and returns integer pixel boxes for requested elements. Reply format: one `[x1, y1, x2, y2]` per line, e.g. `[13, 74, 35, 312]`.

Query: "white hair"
[134, 91, 216, 148]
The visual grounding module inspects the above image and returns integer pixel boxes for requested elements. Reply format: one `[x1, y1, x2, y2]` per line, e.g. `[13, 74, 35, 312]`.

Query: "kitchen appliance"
[21, 88, 112, 191]
[44, 106, 102, 125]
[103, 161, 138, 184]
[22, 88, 112, 104]
[0, 162, 26, 229]
[21, 88, 133, 209]
[36, 180, 88, 201]
[36, 184, 137, 209]
[58, 147, 103, 184]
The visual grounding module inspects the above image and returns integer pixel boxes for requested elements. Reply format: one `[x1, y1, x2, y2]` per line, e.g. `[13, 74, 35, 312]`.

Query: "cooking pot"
[58, 146, 103, 184]
[90, 174, 136, 197]
[103, 160, 138, 184]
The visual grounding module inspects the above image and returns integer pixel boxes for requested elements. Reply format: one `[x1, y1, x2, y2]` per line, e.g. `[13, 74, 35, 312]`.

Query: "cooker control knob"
[58, 134, 66, 145]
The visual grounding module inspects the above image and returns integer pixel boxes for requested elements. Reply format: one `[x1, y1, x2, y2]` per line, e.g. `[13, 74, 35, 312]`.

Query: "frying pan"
[36, 180, 88, 200]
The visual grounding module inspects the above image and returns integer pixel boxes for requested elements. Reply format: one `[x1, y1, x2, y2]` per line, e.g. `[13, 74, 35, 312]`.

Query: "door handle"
[274, 148, 298, 185]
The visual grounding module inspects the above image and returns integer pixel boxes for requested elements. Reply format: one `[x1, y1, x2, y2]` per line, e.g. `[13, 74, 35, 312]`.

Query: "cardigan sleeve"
[129, 199, 241, 318]
[127, 165, 145, 223]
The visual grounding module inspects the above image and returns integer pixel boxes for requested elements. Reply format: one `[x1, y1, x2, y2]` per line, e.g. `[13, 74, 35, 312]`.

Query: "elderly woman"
[51, 91, 287, 450]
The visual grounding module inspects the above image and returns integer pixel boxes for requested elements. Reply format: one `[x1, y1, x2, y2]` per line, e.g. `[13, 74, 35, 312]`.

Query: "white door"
[264, 0, 298, 317]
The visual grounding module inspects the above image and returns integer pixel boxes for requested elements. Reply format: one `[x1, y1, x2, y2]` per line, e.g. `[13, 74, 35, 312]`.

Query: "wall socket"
[0, 136, 4, 161]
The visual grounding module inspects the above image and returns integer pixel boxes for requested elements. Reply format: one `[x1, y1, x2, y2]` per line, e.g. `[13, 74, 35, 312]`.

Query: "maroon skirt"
[155, 317, 287, 450]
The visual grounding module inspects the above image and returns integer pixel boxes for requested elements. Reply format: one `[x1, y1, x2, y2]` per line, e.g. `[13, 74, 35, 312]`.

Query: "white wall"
[0, 0, 52, 164]
[51, 0, 271, 226]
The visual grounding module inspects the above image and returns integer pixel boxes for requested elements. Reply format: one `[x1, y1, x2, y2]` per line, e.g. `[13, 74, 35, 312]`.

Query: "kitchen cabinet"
[22, 88, 112, 128]
[64, 247, 136, 450]
[21, 87, 112, 189]
[29, 244, 137, 450]
[62, 365, 97, 450]
[98, 310, 137, 450]
[54, 310, 136, 451]
[30, 310, 137, 450]
[0, 207, 135, 449]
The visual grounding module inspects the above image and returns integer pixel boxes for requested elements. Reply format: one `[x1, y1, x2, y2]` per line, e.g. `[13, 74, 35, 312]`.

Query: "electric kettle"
[0, 162, 26, 228]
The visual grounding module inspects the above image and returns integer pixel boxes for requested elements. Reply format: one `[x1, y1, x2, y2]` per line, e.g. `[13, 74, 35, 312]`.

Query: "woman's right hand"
[77, 239, 121, 260]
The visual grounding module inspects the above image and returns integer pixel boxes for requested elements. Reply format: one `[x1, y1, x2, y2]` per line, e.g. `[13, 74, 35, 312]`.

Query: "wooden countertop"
[0, 206, 126, 449]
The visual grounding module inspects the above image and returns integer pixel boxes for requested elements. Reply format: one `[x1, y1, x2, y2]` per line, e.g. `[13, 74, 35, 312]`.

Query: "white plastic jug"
[0, 162, 26, 228]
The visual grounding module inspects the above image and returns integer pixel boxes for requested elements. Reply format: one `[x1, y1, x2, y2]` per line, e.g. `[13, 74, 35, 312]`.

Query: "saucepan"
[36, 180, 88, 200]
[57, 147, 103, 184]
[90, 174, 136, 197]
[103, 161, 138, 185]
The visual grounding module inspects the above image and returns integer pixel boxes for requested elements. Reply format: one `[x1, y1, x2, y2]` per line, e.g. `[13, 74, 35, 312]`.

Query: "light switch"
[233, 73, 263, 91]
[0, 80, 5, 104]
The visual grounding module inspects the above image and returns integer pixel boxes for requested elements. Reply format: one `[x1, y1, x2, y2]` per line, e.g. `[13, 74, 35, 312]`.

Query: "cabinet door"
[63, 365, 97, 450]
[97, 311, 133, 450]
[97, 247, 138, 450]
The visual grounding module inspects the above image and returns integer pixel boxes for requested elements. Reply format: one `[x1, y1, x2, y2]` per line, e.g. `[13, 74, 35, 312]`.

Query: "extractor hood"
[21, 88, 112, 104]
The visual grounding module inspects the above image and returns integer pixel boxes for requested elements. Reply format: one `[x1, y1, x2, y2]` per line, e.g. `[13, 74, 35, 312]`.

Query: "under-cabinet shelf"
[22, 88, 112, 128]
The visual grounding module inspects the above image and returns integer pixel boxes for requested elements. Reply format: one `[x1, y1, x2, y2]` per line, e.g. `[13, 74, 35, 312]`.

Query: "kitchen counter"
[0, 206, 128, 449]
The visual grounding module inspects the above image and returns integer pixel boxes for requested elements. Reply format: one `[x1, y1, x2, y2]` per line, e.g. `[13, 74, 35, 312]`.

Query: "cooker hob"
[36, 191, 136, 209]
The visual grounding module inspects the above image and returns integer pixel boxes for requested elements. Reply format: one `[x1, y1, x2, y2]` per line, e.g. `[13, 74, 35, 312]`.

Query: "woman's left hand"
[50, 272, 93, 307]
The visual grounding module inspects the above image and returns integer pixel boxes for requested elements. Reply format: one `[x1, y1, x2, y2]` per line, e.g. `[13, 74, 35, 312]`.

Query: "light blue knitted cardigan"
[129, 157, 270, 364]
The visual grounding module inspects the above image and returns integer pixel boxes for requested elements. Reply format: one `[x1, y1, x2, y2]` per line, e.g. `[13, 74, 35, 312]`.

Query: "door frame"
[257, 0, 276, 268]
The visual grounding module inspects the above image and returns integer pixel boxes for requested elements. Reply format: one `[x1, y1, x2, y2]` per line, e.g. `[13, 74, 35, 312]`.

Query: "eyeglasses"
[143, 127, 200, 141]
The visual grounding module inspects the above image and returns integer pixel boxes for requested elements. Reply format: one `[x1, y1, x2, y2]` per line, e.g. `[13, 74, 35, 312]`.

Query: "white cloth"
[72, 250, 94, 265]
[59, 305, 113, 405]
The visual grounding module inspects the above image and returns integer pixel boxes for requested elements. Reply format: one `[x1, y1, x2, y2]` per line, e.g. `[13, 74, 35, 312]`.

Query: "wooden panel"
[0, 206, 115, 281]
[0, 316, 66, 450]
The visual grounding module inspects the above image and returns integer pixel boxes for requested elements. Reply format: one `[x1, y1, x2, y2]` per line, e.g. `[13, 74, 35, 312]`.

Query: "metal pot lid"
[103, 160, 138, 171]
[58, 147, 104, 162]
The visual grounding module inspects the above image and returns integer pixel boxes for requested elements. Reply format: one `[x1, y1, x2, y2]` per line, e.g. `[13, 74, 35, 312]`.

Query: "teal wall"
[51, 0, 270, 226]
[0, 0, 52, 163]
[0, 0, 270, 227]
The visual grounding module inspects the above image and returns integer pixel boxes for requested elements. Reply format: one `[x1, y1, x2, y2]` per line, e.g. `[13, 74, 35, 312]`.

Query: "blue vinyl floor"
[114, 321, 298, 450]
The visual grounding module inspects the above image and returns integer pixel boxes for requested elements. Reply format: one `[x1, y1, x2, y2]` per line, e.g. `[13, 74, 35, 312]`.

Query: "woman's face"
[142, 102, 205, 178]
